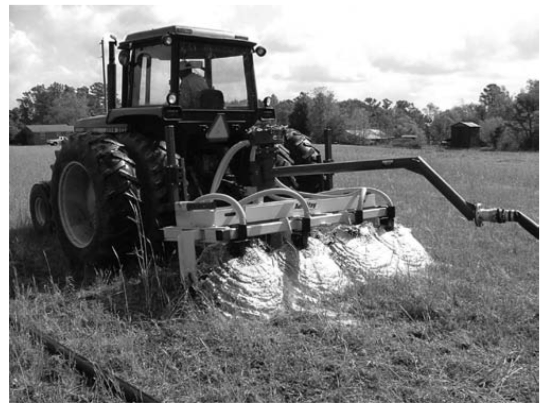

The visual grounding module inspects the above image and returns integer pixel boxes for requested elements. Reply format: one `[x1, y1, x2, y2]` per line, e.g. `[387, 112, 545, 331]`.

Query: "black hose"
[515, 211, 539, 239]
[10, 317, 160, 403]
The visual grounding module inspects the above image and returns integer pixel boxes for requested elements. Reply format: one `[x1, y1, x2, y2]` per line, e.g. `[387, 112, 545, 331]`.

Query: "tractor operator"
[179, 61, 209, 108]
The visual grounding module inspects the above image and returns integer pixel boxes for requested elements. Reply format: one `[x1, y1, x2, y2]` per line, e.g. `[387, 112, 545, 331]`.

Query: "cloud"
[288, 64, 348, 83]
[510, 25, 539, 60]
[260, 35, 302, 54]
[266, 62, 369, 99]
[9, 21, 43, 105]
[370, 55, 463, 76]
[9, 5, 115, 106]
[8, 3, 539, 112]
[9, 21, 40, 72]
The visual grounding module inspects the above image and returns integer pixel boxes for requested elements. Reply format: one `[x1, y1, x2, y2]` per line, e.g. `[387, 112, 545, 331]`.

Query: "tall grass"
[9, 144, 538, 402]
[9, 145, 57, 228]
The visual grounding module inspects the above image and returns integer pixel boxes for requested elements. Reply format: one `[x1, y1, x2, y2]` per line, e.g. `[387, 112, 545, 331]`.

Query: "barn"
[450, 122, 481, 148]
[343, 128, 390, 145]
[13, 124, 74, 145]
[392, 134, 420, 148]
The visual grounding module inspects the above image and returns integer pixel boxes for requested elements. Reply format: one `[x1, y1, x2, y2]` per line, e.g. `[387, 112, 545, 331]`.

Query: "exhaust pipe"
[107, 35, 117, 111]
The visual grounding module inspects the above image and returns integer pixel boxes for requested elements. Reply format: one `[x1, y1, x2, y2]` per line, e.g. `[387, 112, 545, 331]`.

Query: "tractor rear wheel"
[274, 144, 299, 190]
[50, 133, 172, 267]
[51, 134, 140, 266]
[114, 133, 175, 244]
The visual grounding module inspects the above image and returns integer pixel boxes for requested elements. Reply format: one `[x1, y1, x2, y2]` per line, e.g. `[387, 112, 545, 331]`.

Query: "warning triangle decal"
[206, 114, 230, 142]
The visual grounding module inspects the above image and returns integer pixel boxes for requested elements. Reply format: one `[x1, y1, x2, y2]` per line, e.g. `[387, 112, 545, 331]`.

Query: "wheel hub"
[34, 196, 48, 226]
[58, 161, 96, 248]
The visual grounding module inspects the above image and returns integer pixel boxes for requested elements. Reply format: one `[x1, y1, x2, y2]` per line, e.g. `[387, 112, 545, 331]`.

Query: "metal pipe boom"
[272, 156, 539, 239]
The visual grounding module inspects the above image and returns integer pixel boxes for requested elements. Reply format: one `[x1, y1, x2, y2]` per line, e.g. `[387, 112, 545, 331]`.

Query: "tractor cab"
[107, 25, 273, 137]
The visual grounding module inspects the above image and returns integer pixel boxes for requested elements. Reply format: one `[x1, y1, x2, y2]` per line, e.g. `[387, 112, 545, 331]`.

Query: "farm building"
[13, 124, 74, 145]
[392, 134, 421, 148]
[9, 126, 19, 144]
[344, 128, 390, 145]
[450, 122, 481, 148]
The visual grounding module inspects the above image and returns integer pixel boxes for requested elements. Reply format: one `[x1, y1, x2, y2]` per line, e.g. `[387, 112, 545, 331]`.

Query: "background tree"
[365, 97, 394, 133]
[13, 81, 107, 126]
[422, 103, 440, 122]
[382, 98, 393, 111]
[479, 83, 513, 120]
[9, 108, 24, 129]
[422, 103, 439, 145]
[448, 103, 482, 124]
[45, 88, 90, 125]
[87, 82, 107, 116]
[274, 99, 294, 125]
[345, 107, 370, 134]
[338, 99, 370, 144]
[364, 97, 382, 129]
[9, 108, 24, 142]
[308, 88, 344, 142]
[512, 79, 539, 150]
[480, 117, 506, 148]
[17, 84, 49, 124]
[11, 78, 538, 151]
[429, 110, 457, 144]
[288, 92, 311, 135]
[339, 99, 367, 120]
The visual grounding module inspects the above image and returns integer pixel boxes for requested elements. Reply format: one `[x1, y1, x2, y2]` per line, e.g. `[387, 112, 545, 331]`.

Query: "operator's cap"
[180, 60, 203, 71]
[180, 61, 193, 70]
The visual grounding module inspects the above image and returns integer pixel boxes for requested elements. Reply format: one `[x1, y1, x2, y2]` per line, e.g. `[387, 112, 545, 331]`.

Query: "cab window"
[131, 45, 171, 106]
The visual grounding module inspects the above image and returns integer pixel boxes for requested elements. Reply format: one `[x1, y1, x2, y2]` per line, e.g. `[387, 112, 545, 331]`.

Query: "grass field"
[9, 144, 539, 402]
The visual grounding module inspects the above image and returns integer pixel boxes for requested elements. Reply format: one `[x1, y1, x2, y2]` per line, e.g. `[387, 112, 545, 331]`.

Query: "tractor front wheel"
[51, 134, 140, 267]
[29, 181, 53, 235]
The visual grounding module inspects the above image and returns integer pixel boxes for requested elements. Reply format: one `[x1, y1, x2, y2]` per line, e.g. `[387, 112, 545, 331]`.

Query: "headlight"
[118, 50, 130, 66]
[166, 93, 177, 105]
[254, 46, 267, 57]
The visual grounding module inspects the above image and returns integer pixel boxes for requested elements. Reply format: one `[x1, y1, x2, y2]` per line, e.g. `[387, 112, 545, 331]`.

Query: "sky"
[8, 1, 540, 112]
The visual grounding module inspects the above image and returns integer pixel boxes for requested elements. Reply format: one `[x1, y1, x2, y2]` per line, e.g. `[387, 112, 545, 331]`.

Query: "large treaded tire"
[274, 144, 299, 190]
[114, 133, 175, 244]
[282, 128, 324, 193]
[51, 134, 140, 266]
[51, 133, 172, 267]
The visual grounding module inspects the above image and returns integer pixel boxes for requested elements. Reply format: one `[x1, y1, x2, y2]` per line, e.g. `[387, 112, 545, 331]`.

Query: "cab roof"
[121, 25, 256, 47]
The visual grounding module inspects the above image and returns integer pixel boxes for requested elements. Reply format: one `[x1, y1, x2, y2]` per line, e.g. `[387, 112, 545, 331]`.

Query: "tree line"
[9, 82, 107, 138]
[272, 79, 538, 151]
[9, 79, 538, 151]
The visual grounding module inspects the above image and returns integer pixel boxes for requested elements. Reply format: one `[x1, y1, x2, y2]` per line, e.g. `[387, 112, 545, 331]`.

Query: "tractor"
[29, 25, 538, 287]
[30, 25, 324, 266]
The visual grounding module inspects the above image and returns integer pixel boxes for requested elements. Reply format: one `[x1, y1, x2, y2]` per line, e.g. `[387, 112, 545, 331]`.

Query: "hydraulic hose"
[209, 140, 251, 194]
[9, 317, 160, 403]
[516, 211, 539, 239]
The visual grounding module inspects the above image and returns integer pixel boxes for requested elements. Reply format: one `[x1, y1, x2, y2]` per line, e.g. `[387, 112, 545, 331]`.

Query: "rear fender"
[74, 115, 127, 134]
